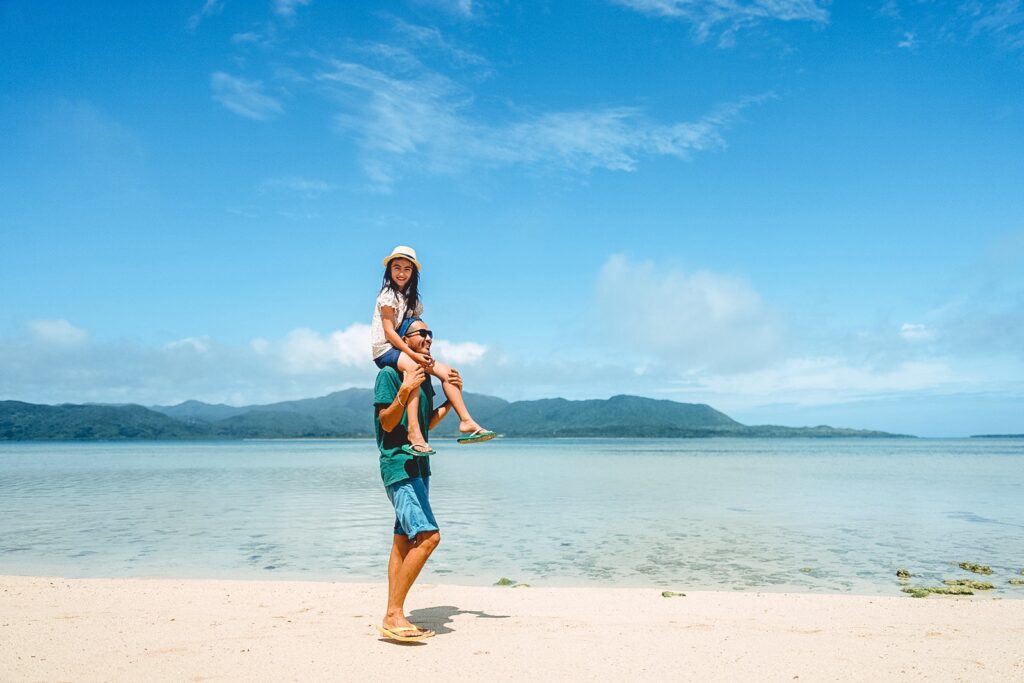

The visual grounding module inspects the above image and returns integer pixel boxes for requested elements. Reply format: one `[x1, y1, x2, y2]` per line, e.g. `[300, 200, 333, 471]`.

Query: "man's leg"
[383, 530, 440, 631]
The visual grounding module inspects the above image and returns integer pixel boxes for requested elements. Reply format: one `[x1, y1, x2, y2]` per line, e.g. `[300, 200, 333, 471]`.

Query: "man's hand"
[409, 351, 434, 370]
[380, 367, 426, 434]
[401, 365, 427, 392]
[446, 367, 463, 391]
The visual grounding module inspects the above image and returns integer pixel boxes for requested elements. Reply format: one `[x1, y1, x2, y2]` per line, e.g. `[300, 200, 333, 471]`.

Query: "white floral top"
[371, 288, 424, 360]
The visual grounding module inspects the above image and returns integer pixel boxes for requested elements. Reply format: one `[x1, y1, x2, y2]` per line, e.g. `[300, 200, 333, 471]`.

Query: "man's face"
[404, 320, 433, 354]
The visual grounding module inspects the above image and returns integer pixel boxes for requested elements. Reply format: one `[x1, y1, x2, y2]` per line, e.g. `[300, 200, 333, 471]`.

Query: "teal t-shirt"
[373, 366, 434, 487]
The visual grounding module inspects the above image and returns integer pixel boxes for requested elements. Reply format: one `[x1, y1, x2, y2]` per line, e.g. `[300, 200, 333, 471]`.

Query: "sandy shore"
[2, 576, 1022, 682]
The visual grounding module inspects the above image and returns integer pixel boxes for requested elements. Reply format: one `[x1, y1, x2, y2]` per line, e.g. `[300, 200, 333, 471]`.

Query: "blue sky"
[2, 0, 1023, 436]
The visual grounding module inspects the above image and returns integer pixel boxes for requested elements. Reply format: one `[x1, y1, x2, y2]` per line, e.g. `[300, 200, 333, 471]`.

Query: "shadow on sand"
[407, 605, 510, 636]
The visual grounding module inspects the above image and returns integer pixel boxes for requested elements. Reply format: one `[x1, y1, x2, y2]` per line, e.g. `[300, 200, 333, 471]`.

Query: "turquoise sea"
[1, 438, 1022, 596]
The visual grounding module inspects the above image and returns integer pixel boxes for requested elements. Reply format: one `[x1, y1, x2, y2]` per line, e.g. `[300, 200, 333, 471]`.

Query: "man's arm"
[378, 366, 428, 433]
[428, 367, 462, 429]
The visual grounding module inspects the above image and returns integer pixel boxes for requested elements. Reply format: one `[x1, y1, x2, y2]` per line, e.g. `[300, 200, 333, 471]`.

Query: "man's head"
[400, 318, 433, 354]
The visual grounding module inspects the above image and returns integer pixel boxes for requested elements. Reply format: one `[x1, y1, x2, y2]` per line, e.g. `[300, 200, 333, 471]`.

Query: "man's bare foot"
[381, 614, 433, 638]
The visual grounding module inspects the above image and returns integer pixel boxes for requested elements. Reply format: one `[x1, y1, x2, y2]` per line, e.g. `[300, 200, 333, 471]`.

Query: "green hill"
[0, 401, 205, 440]
[1, 391, 911, 440]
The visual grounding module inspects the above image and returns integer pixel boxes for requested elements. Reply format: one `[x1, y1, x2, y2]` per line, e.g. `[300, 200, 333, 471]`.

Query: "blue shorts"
[386, 476, 438, 540]
[374, 347, 401, 369]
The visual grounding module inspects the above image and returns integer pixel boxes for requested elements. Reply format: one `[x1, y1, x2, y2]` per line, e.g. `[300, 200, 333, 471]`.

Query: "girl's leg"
[396, 354, 430, 451]
[428, 361, 487, 434]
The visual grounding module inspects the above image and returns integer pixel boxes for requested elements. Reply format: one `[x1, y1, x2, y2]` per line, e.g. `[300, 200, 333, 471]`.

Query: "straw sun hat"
[382, 245, 422, 272]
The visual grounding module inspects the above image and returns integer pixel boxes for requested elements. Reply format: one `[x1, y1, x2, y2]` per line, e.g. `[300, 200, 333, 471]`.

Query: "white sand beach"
[2, 575, 1022, 682]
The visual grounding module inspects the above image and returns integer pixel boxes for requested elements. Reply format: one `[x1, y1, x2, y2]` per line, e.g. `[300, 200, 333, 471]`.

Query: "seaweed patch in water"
[943, 579, 993, 590]
[957, 562, 993, 575]
[901, 585, 974, 598]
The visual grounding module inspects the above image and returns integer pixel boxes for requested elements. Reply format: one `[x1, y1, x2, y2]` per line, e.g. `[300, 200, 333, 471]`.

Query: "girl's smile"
[389, 258, 415, 289]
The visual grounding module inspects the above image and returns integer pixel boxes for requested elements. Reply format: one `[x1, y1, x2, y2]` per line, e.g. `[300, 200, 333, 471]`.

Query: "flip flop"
[457, 428, 496, 445]
[376, 625, 435, 642]
[401, 443, 436, 456]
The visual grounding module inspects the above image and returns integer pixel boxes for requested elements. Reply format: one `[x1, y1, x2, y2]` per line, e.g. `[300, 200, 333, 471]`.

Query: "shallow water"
[1, 438, 1022, 595]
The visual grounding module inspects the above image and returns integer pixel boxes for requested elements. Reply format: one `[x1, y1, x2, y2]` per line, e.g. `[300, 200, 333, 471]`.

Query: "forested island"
[0, 390, 910, 440]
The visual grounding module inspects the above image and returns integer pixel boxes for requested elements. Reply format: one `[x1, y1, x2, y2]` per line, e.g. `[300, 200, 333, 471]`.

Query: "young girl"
[371, 245, 495, 454]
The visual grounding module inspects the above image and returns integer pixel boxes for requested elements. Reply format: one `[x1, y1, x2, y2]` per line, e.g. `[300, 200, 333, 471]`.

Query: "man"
[373, 316, 462, 642]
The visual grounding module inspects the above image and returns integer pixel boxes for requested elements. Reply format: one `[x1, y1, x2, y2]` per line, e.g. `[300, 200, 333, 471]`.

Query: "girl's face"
[389, 258, 415, 290]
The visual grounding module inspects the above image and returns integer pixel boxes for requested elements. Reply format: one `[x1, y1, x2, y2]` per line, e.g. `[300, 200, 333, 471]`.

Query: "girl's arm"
[381, 305, 431, 367]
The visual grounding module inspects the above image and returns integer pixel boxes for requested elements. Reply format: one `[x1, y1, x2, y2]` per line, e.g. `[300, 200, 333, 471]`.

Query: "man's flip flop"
[376, 625, 435, 642]
[457, 429, 496, 445]
[401, 443, 436, 456]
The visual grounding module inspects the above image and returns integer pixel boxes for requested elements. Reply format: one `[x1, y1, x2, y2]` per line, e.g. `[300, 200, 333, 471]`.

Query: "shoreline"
[3, 575, 1022, 681]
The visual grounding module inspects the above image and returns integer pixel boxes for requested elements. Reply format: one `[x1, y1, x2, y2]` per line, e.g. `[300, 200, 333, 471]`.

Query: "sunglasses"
[404, 329, 433, 339]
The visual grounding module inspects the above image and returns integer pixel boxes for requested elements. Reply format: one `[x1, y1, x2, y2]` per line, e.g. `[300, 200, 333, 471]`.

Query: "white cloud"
[164, 337, 212, 353]
[278, 324, 370, 374]
[610, 0, 829, 45]
[900, 322, 934, 342]
[694, 357, 955, 405]
[274, 0, 312, 18]
[317, 59, 768, 186]
[27, 319, 89, 345]
[187, 0, 223, 32]
[211, 72, 283, 120]
[595, 254, 784, 372]
[898, 31, 917, 48]
[0, 323, 377, 406]
[432, 339, 488, 365]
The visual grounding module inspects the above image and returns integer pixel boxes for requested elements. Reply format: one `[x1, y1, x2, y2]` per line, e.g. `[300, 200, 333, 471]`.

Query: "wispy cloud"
[258, 176, 336, 198]
[317, 58, 769, 187]
[882, 1, 1024, 52]
[274, 0, 312, 18]
[187, 0, 224, 32]
[416, 0, 475, 19]
[609, 0, 829, 45]
[164, 337, 212, 353]
[693, 356, 955, 404]
[211, 72, 284, 120]
[391, 19, 492, 71]
[964, 0, 1024, 50]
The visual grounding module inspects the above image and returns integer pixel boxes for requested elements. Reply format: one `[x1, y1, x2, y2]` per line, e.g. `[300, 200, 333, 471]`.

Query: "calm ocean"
[1, 438, 1022, 595]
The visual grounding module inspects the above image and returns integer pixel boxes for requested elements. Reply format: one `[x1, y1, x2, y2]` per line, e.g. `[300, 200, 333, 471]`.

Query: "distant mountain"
[483, 394, 742, 437]
[1, 390, 911, 440]
[0, 401, 205, 440]
[151, 399, 249, 423]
